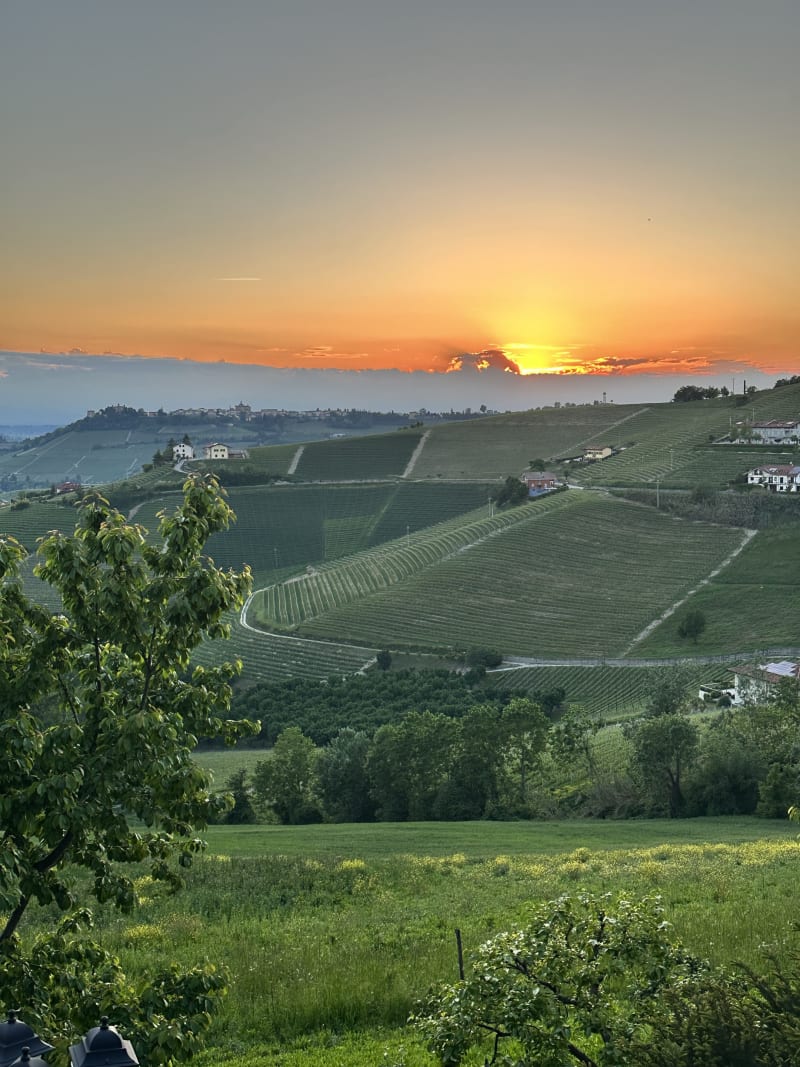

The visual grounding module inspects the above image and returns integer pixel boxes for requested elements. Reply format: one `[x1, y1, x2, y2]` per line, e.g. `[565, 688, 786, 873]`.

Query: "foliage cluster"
[229, 669, 504, 745]
[0, 478, 257, 1063]
[245, 699, 551, 824]
[416, 892, 800, 1067]
[490, 475, 529, 508]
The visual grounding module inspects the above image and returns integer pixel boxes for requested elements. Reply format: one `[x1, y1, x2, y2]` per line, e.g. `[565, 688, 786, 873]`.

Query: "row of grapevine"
[252, 492, 578, 627]
[293, 494, 745, 657]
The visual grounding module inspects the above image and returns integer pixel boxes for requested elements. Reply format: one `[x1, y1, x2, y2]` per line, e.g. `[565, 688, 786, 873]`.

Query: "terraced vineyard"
[251, 492, 571, 628]
[569, 403, 734, 487]
[492, 663, 732, 718]
[193, 620, 374, 684]
[267, 492, 746, 657]
[657, 446, 799, 489]
[0, 499, 77, 547]
[412, 406, 646, 479]
[633, 523, 800, 656]
[294, 429, 422, 480]
[131, 481, 495, 583]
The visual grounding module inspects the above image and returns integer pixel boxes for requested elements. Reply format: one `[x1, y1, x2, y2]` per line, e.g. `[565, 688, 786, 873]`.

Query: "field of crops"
[411, 405, 647, 479]
[293, 429, 422, 480]
[0, 428, 170, 486]
[632, 523, 800, 656]
[491, 662, 731, 717]
[252, 492, 569, 628]
[655, 446, 797, 489]
[279, 493, 744, 656]
[129, 482, 493, 584]
[193, 620, 375, 684]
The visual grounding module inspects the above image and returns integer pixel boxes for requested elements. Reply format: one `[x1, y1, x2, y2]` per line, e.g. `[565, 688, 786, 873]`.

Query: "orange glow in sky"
[2, 6, 799, 384]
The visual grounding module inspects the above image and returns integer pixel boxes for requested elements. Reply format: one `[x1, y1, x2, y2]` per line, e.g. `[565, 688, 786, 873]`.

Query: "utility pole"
[656, 478, 660, 508]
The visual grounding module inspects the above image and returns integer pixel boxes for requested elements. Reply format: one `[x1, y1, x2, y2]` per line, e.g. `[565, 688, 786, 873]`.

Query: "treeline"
[226, 699, 556, 824]
[223, 673, 800, 824]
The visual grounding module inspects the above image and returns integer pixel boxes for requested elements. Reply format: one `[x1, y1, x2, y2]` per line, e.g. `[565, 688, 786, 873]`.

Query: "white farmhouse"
[204, 442, 230, 460]
[729, 660, 800, 705]
[746, 464, 800, 492]
[750, 420, 800, 444]
[173, 442, 194, 460]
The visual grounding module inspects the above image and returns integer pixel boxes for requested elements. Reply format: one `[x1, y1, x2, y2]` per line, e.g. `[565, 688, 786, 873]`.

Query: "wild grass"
[66, 819, 800, 1066]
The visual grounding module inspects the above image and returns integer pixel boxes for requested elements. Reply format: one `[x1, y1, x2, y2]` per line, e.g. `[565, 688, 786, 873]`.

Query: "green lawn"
[201, 816, 794, 859]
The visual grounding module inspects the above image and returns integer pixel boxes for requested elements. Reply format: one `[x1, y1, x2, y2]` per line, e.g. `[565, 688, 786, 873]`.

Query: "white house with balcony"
[203, 442, 230, 460]
[746, 464, 800, 492]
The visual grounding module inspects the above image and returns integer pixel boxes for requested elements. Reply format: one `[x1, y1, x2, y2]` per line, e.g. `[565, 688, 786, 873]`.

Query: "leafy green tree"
[368, 711, 459, 820]
[375, 649, 392, 671]
[677, 608, 706, 644]
[253, 726, 321, 824]
[625, 713, 699, 816]
[414, 893, 704, 1067]
[499, 697, 550, 811]
[0, 477, 255, 1058]
[491, 475, 529, 508]
[315, 728, 374, 822]
[222, 768, 258, 824]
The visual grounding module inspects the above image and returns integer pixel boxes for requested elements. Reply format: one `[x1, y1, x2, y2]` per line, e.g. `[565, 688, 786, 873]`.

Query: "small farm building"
[521, 470, 560, 496]
[173, 442, 194, 460]
[750, 420, 800, 444]
[204, 443, 230, 460]
[728, 660, 800, 705]
[583, 445, 613, 461]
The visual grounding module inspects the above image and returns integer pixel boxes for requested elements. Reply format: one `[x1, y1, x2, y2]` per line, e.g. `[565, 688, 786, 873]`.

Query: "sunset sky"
[2, 2, 798, 382]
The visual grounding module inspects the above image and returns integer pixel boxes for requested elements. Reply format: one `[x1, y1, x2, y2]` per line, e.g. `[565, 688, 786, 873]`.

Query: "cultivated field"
[633, 522, 800, 656]
[293, 429, 423, 480]
[491, 662, 732, 718]
[255, 492, 745, 657]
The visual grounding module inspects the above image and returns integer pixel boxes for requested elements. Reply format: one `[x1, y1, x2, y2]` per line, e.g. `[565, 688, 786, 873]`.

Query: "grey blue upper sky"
[1, 1, 798, 398]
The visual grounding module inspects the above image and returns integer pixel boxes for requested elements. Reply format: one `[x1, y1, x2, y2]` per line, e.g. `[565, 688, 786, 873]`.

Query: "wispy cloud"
[216, 276, 262, 282]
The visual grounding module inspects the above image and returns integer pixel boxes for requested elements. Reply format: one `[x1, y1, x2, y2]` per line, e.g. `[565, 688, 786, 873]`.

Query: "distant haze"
[0, 351, 775, 426]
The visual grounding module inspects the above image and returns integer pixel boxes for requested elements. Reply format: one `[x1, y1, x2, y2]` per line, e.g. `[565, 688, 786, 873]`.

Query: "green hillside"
[129, 481, 492, 584]
[251, 492, 745, 657]
[492, 663, 731, 718]
[632, 522, 800, 656]
[293, 429, 422, 479]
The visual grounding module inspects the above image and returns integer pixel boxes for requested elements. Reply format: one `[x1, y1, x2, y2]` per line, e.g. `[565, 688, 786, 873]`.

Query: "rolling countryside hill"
[2, 383, 799, 695]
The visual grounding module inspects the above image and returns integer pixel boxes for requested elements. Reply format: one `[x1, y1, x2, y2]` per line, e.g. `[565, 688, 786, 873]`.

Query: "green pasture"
[281, 493, 744, 657]
[633, 523, 800, 656]
[70, 819, 800, 1066]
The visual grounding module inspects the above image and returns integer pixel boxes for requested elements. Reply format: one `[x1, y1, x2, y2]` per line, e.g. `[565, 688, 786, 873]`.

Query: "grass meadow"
[70, 818, 800, 1067]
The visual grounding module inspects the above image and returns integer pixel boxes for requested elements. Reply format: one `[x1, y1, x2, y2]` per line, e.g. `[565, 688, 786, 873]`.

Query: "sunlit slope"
[411, 406, 647, 479]
[251, 492, 745, 657]
[631, 523, 800, 656]
[571, 385, 800, 488]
